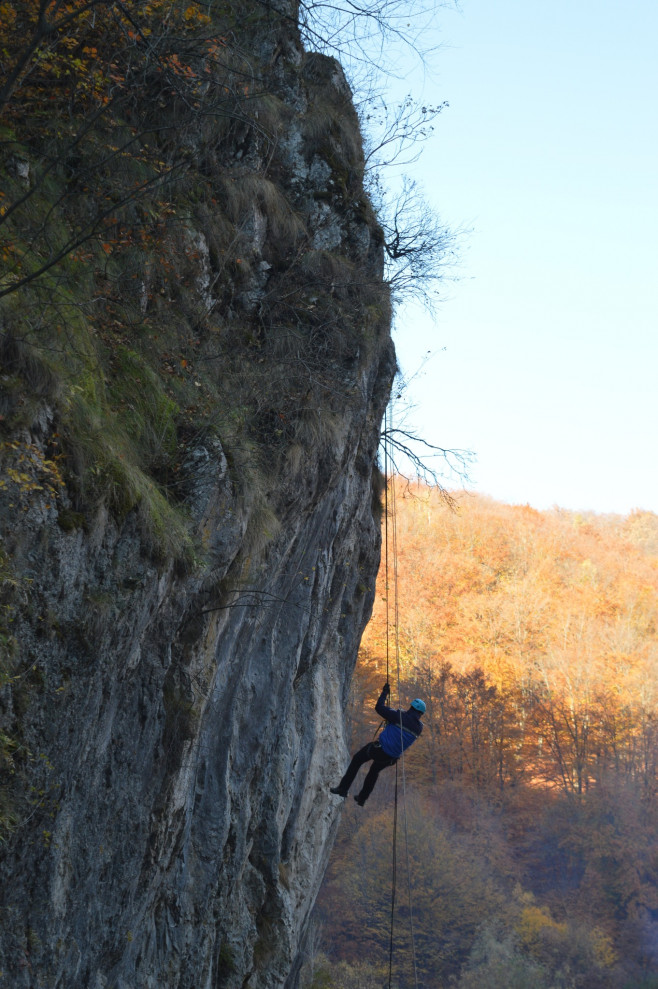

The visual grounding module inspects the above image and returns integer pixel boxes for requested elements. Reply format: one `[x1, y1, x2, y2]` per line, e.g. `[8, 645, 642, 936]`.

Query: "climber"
[329, 683, 425, 806]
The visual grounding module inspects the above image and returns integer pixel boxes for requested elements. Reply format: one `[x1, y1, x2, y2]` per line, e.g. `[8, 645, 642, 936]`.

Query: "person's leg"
[355, 751, 396, 804]
[330, 742, 375, 796]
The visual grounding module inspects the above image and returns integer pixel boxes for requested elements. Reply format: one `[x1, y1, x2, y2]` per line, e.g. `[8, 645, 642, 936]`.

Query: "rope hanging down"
[383, 403, 419, 989]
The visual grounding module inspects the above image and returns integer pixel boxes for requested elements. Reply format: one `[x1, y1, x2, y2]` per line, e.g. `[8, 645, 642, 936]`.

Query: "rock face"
[0, 3, 394, 987]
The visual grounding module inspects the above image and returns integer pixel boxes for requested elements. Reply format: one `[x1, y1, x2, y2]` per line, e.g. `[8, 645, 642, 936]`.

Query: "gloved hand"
[382, 682, 391, 697]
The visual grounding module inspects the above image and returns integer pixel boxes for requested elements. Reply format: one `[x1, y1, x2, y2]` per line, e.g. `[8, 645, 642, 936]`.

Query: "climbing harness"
[382, 403, 420, 989]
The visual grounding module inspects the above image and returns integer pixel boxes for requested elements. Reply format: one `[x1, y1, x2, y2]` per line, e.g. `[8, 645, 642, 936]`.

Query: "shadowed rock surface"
[0, 2, 394, 985]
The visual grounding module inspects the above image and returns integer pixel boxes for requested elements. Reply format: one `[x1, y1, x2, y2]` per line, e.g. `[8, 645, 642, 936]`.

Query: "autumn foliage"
[361, 483, 658, 795]
[0, 0, 243, 299]
[313, 484, 658, 989]
[1, 0, 216, 114]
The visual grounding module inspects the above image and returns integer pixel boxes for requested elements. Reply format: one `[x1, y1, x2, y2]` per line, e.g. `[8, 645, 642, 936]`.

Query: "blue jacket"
[375, 687, 423, 759]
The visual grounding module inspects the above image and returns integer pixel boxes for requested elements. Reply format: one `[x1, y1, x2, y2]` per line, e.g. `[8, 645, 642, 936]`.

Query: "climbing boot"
[330, 786, 347, 798]
[354, 794, 366, 807]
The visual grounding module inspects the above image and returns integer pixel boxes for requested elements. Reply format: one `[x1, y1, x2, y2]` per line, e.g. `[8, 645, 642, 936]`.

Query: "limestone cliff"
[0, 2, 394, 986]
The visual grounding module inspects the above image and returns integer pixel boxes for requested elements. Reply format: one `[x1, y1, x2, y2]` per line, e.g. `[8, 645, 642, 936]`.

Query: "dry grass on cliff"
[0, 0, 390, 572]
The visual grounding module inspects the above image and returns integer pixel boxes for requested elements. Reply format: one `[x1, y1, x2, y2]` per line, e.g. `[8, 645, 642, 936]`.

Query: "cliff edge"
[0, 3, 394, 986]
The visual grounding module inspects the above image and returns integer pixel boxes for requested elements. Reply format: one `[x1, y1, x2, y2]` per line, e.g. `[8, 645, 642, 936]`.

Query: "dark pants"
[336, 741, 396, 803]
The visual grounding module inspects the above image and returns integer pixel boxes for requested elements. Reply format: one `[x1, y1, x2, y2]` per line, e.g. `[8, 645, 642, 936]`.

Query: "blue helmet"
[410, 698, 426, 714]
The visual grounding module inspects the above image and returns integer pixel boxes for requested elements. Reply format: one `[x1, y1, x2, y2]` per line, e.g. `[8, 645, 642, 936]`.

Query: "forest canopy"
[312, 486, 658, 989]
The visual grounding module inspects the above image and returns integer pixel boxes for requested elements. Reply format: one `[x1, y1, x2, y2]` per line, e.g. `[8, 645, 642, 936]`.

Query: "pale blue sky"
[388, 0, 658, 515]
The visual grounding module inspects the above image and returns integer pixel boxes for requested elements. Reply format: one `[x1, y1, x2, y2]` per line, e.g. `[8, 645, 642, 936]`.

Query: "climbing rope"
[384, 406, 391, 689]
[383, 403, 419, 989]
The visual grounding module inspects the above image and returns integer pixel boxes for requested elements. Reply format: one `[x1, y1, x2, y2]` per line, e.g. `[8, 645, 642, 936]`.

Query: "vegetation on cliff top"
[0, 0, 392, 566]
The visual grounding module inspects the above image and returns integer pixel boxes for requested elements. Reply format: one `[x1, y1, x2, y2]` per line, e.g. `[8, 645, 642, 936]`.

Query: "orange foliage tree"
[0, 0, 255, 301]
[315, 486, 658, 986]
[359, 482, 658, 797]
